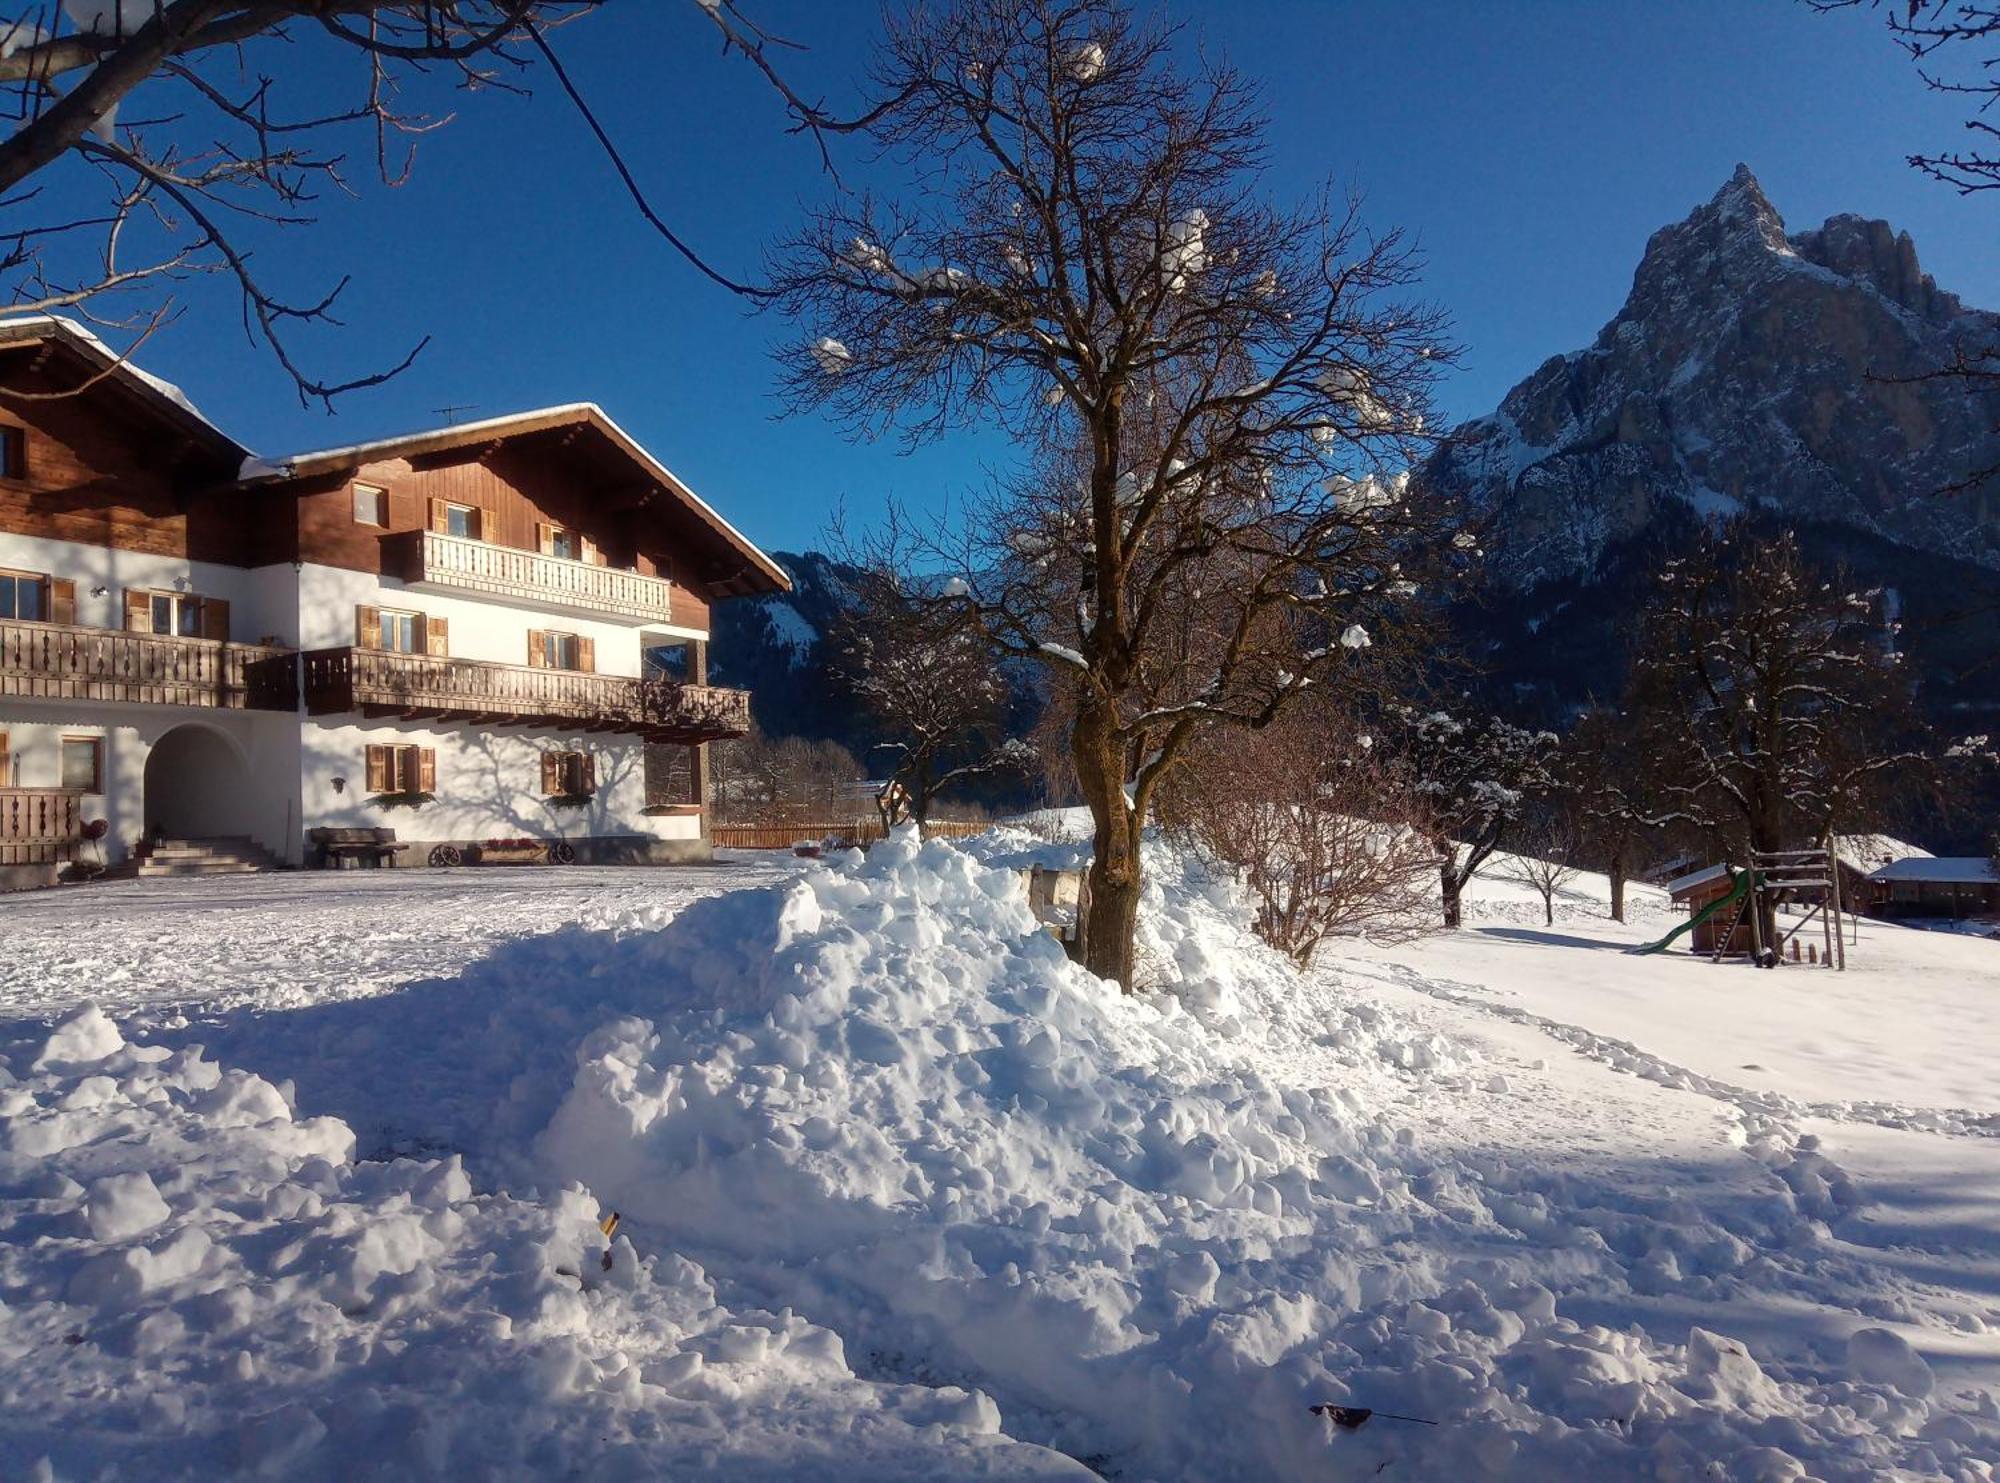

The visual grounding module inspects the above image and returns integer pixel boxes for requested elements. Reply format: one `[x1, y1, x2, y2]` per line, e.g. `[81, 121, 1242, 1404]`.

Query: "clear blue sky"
[134, 0, 1998, 558]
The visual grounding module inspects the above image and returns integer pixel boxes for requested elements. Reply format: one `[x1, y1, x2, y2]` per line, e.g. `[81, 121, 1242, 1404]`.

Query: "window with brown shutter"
[355, 604, 380, 649]
[0, 425, 23, 480]
[123, 588, 150, 632]
[201, 597, 230, 642]
[0, 731, 11, 787]
[425, 615, 448, 657]
[526, 630, 548, 668]
[542, 749, 593, 796]
[48, 578, 74, 626]
[576, 636, 595, 673]
[366, 743, 434, 794]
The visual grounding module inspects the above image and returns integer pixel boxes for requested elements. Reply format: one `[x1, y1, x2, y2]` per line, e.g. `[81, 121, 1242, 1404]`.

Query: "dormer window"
[429, 498, 483, 541]
[537, 521, 597, 563]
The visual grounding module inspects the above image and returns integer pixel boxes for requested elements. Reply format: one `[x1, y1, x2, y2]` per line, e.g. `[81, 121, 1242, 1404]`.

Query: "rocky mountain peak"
[1424, 170, 2000, 594]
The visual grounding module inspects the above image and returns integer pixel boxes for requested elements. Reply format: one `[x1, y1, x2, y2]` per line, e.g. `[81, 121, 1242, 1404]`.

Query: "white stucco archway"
[142, 722, 261, 844]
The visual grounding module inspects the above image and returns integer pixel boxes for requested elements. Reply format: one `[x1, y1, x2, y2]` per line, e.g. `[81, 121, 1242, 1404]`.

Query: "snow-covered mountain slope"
[1428, 164, 2000, 590]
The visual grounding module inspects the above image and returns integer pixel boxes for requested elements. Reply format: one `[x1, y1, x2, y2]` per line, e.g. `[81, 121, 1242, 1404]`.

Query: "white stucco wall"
[300, 719, 698, 845]
[295, 563, 705, 675]
[0, 702, 299, 863]
[0, 531, 297, 640]
[1, 536, 718, 866]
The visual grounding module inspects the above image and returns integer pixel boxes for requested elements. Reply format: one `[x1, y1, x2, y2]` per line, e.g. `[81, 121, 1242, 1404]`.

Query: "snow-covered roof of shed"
[238, 402, 789, 595]
[0, 315, 241, 455]
[1664, 862, 1733, 897]
[1867, 857, 2000, 885]
[1834, 833, 1933, 875]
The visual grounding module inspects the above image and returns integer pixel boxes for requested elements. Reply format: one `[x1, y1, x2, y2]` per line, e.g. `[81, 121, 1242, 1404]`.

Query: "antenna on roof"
[432, 403, 477, 426]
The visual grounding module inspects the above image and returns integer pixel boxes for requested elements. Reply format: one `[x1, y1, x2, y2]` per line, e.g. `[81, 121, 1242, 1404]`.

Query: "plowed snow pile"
[4, 828, 1993, 1479]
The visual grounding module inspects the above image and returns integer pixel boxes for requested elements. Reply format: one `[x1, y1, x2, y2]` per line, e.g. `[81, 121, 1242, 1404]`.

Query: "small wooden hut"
[1664, 863, 1751, 955]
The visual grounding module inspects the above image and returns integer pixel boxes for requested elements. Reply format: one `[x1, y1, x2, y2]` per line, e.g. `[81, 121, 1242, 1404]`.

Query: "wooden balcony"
[384, 529, 682, 627]
[0, 618, 297, 711]
[0, 789, 80, 865]
[302, 647, 752, 742]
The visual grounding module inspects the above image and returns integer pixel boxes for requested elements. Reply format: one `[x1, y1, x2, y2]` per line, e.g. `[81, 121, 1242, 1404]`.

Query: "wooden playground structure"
[1645, 839, 1849, 969]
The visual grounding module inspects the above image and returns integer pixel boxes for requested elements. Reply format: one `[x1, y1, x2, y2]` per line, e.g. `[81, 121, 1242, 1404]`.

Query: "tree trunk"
[1073, 691, 1141, 989]
[1608, 868, 1626, 924]
[1440, 861, 1462, 930]
[1543, 894, 1554, 927]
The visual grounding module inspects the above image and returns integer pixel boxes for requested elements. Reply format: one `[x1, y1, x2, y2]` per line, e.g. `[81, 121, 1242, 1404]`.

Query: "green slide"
[1630, 869, 1751, 956]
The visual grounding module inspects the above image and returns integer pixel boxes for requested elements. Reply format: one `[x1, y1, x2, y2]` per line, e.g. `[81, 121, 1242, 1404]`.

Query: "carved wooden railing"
[303, 647, 751, 741]
[0, 618, 297, 711]
[385, 529, 679, 625]
[0, 788, 81, 864]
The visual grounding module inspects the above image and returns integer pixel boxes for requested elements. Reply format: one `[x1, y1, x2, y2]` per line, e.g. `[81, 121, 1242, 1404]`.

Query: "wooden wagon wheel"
[428, 844, 463, 868]
[547, 841, 576, 866]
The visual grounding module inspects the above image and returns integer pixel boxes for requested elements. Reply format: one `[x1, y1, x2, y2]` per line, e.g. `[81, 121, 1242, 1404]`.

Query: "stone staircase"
[113, 836, 282, 879]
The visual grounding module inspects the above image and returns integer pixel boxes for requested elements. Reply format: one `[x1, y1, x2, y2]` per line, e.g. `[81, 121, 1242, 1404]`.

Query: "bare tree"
[1564, 705, 1657, 923]
[769, 0, 1460, 987]
[0, 1, 851, 403]
[1502, 806, 1584, 927]
[1811, 1, 2000, 194]
[1393, 707, 1558, 930]
[832, 568, 1028, 826]
[1161, 702, 1434, 963]
[1625, 524, 1922, 944]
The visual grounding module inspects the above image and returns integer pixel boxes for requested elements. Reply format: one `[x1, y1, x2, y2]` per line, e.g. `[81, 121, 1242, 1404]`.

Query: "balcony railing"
[0, 789, 81, 865]
[0, 618, 297, 711]
[385, 529, 680, 626]
[302, 647, 751, 742]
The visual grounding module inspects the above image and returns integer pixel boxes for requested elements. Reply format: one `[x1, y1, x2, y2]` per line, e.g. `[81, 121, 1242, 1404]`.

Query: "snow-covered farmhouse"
[1867, 855, 2000, 921]
[0, 318, 787, 887]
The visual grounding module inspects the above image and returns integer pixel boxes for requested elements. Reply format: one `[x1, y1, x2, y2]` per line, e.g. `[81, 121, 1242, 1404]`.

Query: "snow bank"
[15, 831, 1991, 1477]
[0, 1007, 1079, 1479]
[511, 829, 1985, 1479]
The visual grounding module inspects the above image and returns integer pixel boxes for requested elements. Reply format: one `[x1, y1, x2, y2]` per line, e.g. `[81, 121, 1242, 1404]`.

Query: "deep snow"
[2, 833, 1996, 1478]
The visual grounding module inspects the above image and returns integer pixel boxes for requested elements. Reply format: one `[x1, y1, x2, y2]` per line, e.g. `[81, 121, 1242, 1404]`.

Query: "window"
[0, 425, 22, 480]
[151, 592, 205, 638]
[365, 743, 434, 795]
[379, 608, 422, 654]
[445, 503, 481, 540]
[0, 569, 46, 621]
[550, 528, 578, 561]
[60, 736, 101, 793]
[542, 749, 595, 796]
[353, 483, 388, 527]
[530, 629, 593, 671]
[0, 731, 12, 787]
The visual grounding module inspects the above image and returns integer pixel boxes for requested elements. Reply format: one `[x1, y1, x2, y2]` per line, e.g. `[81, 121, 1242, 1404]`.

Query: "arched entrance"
[143, 723, 260, 845]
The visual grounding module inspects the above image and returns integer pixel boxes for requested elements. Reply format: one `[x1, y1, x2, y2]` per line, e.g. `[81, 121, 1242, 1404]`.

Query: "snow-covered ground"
[2, 836, 1996, 1478]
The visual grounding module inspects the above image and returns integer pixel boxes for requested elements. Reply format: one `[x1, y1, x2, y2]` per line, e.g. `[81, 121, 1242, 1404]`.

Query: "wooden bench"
[308, 826, 406, 870]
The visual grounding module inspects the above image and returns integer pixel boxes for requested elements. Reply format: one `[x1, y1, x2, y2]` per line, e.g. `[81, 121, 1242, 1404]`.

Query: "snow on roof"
[0, 315, 238, 450]
[1868, 857, 2000, 885]
[241, 402, 789, 594]
[1664, 862, 1733, 897]
[1834, 833, 1933, 875]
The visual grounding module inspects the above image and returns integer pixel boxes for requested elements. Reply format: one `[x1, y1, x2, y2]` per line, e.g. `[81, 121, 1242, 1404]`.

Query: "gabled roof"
[1868, 857, 2000, 886]
[1665, 863, 1732, 897]
[239, 402, 790, 596]
[0, 316, 245, 460]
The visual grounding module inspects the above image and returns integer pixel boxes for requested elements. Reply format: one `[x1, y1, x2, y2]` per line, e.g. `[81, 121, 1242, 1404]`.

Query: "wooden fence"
[0, 788, 81, 865]
[712, 818, 991, 851]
